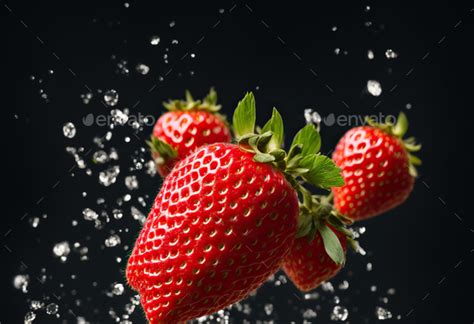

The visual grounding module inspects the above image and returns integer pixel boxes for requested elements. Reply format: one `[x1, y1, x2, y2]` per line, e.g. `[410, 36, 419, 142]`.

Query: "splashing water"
[10, 10, 408, 324]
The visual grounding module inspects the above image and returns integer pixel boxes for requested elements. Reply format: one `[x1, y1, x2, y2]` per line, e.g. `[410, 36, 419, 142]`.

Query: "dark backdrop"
[1, 1, 473, 323]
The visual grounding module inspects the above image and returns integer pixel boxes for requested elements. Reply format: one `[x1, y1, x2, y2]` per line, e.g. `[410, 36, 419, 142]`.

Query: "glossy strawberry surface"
[283, 226, 346, 292]
[152, 110, 231, 176]
[127, 143, 299, 323]
[332, 126, 414, 221]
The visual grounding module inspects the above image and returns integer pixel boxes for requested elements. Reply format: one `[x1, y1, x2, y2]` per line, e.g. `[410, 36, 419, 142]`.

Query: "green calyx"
[233, 92, 345, 190]
[163, 88, 221, 113]
[366, 112, 422, 177]
[232, 92, 354, 265]
[146, 136, 178, 166]
[296, 191, 355, 265]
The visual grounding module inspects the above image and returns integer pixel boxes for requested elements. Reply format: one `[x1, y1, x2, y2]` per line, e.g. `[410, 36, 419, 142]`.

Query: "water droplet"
[13, 274, 29, 293]
[385, 49, 398, 59]
[92, 150, 108, 164]
[332, 26, 338, 31]
[387, 288, 396, 295]
[24, 311, 36, 323]
[45, 303, 59, 315]
[131, 206, 146, 224]
[171, 39, 179, 45]
[264, 303, 273, 315]
[190, 53, 196, 58]
[63, 122, 76, 138]
[321, 282, 335, 293]
[367, 80, 382, 96]
[330, 305, 349, 321]
[370, 285, 377, 292]
[219, 8, 225, 14]
[112, 282, 125, 295]
[406, 103, 412, 110]
[169, 21, 176, 28]
[367, 262, 373, 271]
[304, 292, 319, 300]
[150, 35, 160, 45]
[304, 109, 322, 128]
[99, 165, 120, 187]
[135, 63, 150, 75]
[338, 280, 349, 290]
[116, 59, 129, 76]
[334, 48, 341, 55]
[105, 234, 121, 247]
[125, 175, 139, 190]
[303, 308, 317, 319]
[110, 109, 128, 125]
[368, 49, 375, 60]
[29, 217, 40, 228]
[124, 2, 130, 8]
[82, 208, 99, 221]
[30, 300, 44, 310]
[375, 306, 393, 320]
[53, 241, 71, 258]
[104, 89, 119, 106]
[80, 92, 93, 104]
[112, 209, 123, 220]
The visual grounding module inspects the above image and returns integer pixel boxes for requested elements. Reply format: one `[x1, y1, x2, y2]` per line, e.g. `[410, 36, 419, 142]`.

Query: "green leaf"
[404, 142, 422, 152]
[290, 124, 321, 156]
[254, 153, 275, 163]
[185, 90, 194, 102]
[392, 112, 409, 137]
[256, 131, 274, 151]
[409, 154, 422, 166]
[269, 149, 286, 161]
[233, 92, 256, 138]
[147, 137, 178, 160]
[318, 224, 345, 265]
[204, 87, 217, 105]
[299, 154, 345, 189]
[261, 108, 284, 150]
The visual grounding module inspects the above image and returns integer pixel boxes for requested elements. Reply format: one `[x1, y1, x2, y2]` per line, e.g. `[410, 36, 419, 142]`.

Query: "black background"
[1, 0, 473, 323]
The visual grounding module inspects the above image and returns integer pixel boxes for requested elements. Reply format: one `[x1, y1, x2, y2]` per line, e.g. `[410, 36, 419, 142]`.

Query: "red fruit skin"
[152, 110, 231, 177]
[332, 126, 415, 221]
[127, 143, 299, 323]
[282, 226, 346, 292]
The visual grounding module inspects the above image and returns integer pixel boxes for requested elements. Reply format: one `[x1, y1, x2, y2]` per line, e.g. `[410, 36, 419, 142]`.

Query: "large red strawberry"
[149, 88, 231, 177]
[127, 92, 344, 322]
[332, 112, 421, 221]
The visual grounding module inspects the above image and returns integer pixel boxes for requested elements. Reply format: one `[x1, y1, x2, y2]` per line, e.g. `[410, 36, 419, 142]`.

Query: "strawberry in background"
[148, 88, 231, 177]
[332, 112, 421, 221]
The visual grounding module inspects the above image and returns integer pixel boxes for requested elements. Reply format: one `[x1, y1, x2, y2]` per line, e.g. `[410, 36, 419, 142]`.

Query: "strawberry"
[127, 92, 344, 322]
[282, 189, 355, 292]
[283, 224, 347, 292]
[332, 113, 421, 221]
[149, 88, 232, 177]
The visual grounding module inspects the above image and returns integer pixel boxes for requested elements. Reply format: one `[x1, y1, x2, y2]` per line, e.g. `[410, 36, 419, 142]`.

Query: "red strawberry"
[127, 93, 344, 322]
[283, 224, 347, 292]
[149, 89, 231, 177]
[332, 113, 421, 221]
